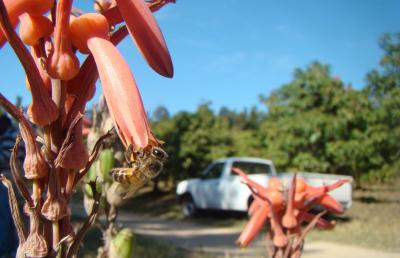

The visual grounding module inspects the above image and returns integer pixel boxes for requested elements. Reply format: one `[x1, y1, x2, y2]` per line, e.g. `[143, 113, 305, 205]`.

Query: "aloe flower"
[102, 0, 174, 77]
[46, 0, 80, 80]
[69, 13, 157, 149]
[233, 168, 351, 258]
[0, 0, 53, 47]
[115, 0, 173, 77]
[0, 0, 175, 255]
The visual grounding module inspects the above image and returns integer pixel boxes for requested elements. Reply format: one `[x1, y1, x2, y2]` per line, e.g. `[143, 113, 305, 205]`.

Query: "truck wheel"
[182, 195, 197, 217]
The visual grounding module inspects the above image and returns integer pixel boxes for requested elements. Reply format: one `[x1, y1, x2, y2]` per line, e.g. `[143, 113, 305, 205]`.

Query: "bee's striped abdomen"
[110, 167, 145, 185]
[110, 168, 132, 184]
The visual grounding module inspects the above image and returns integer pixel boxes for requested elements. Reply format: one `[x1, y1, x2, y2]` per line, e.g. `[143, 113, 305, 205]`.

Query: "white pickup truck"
[176, 157, 353, 217]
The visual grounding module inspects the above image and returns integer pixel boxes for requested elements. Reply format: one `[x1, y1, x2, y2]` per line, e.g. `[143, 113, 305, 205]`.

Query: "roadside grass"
[72, 187, 213, 258]
[308, 178, 400, 252]
[122, 179, 400, 252]
[120, 187, 183, 220]
[76, 217, 213, 258]
[121, 187, 248, 228]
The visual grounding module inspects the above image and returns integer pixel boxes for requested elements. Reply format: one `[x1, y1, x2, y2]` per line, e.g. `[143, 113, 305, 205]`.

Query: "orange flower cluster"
[0, 0, 174, 152]
[0, 0, 174, 256]
[233, 167, 351, 258]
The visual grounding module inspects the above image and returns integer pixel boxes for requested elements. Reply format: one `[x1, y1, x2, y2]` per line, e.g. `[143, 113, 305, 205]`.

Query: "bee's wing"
[145, 160, 164, 178]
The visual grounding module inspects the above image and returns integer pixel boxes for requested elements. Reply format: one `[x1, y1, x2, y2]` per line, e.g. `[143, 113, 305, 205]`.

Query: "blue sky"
[0, 0, 399, 115]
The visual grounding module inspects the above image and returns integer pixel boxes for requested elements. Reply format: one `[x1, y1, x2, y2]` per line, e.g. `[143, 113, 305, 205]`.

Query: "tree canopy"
[151, 33, 400, 184]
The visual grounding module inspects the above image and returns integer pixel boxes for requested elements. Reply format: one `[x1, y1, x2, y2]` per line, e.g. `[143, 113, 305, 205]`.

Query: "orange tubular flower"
[236, 204, 269, 248]
[269, 204, 288, 248]
[247, 197, 262, 216]
[246, 176, 282, 216]
[296, 176, 350, 213]
[232, 168, 283, 210]
[318, 194, 344, 214]
[300, 212, 336, 230]
[0, 1, 58, 126]
[19, 14, 53, 92]
[233, 167, 287, 247]
[47, 0, 80, 80]
[28, 45, 52, 92]
[18, 14, 53, 46]
[65, 26, 128, 123]
[282, 173, 298, 229]
[103, 0, 175, 27]
[0, 0, 53, 47]
[296, 176, 351, 198]
[114, 0, 173, 77]
[70, 13, 155, 149]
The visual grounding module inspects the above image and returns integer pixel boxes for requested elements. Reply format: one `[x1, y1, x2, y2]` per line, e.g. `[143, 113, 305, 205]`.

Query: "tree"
[259, 62, 371, 181]
[151, 105, 170, 122]
[179, 103, 233, 177]
[364, 33, 400, 181]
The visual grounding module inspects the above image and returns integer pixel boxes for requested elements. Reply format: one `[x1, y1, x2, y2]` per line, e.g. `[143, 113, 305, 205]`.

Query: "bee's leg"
[136, 149, 146, 160]
[122, 185, 141, 199]
[125, 144, 134, 163]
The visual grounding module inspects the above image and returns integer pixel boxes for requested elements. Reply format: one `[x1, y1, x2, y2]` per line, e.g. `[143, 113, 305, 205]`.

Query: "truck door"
[222, 161, 273, 211]
[198, 162, 225, 209]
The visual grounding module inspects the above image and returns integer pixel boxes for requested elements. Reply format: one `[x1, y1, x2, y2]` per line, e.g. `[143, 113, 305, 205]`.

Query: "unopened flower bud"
[99, 149, 115, 182]
[109, 228, 135, 258]
[84, 178, 102, 197]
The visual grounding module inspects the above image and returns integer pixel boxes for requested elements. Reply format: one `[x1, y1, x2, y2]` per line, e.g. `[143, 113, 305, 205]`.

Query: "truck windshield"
[202, 162, 225, 179]
[232, 161, 272, 175]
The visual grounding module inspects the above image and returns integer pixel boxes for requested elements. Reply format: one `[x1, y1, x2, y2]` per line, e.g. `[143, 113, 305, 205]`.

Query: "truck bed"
[279, 172, 353, 209]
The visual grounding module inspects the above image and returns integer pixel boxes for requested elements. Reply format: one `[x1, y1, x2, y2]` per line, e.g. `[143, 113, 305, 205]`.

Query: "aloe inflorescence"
[0, 0, 175, 257]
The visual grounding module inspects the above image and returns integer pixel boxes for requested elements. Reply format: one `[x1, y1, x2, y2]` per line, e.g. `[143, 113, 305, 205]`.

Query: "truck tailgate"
[279, 172, 353, 209]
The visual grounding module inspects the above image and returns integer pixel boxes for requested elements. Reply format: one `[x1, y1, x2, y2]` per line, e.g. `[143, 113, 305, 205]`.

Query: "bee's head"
[151, 147, 168, 161]
[125, 144, 146, 164]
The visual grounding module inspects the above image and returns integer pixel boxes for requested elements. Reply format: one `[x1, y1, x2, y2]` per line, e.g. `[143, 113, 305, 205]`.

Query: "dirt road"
[117, 212, 400, 258]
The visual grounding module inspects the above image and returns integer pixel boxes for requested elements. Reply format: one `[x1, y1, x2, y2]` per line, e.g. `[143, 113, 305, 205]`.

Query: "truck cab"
[176, 157, 276, 216]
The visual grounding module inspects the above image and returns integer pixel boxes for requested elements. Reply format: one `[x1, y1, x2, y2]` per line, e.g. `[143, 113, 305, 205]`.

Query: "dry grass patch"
[309, 178, 400, 252]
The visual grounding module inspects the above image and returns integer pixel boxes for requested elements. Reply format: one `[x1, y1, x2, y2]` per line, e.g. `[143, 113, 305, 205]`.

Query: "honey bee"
[110, 145, 168, 198]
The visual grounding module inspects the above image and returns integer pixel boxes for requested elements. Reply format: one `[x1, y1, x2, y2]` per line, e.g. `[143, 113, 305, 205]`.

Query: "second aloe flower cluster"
[233, 167, 351, 258]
